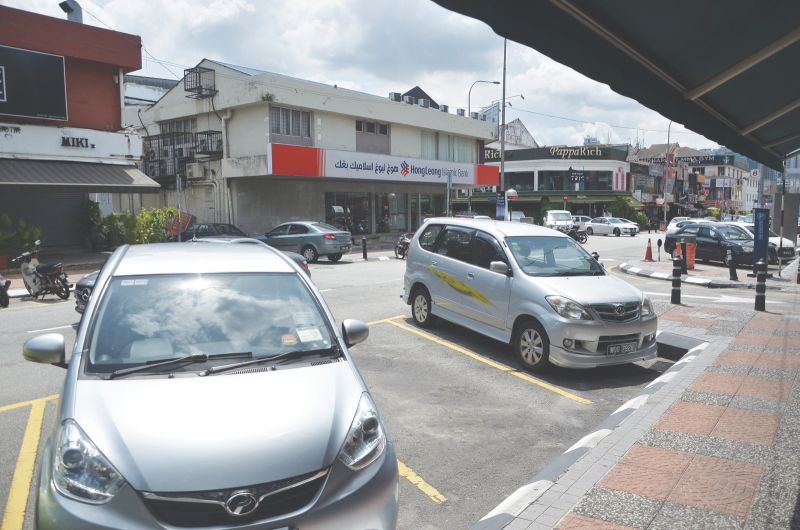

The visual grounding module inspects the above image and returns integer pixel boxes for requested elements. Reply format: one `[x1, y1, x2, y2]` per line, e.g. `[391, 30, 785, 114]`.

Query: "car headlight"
[545, 296, 592, 320]
[53, 420, 126, 504]
[338, 393, 386, 471]
[641, 295, 654, 317]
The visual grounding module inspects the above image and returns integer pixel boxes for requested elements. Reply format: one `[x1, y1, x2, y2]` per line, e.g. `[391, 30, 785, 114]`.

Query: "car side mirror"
[591, 252, 600, 261]
[342, 319, 369, 348]
[489, 261, 511, 276]
[23, 333, 66, 367]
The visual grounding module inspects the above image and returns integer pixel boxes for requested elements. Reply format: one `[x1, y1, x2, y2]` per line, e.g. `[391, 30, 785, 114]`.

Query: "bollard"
[680, 238, 688, 275]
[671, 256, 682, 305]
[797, 263, 800, 285]
[727, 249, 738, 281]
[361, 237, 367, 261]
[754, 259, 767, 311]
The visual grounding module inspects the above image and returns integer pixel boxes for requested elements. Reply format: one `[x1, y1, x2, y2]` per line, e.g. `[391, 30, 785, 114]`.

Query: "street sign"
[562, 193, 569, 202]
[752, 208, 770, 275]
[495, 192, 506, 220]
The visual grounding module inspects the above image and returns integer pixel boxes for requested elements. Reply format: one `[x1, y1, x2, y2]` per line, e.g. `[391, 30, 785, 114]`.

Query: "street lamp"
[467, 80, 500, 117]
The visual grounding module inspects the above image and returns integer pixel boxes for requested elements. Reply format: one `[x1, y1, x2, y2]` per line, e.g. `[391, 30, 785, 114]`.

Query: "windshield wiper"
[106, 351, 253, 380]
[201, 346, 340, 376]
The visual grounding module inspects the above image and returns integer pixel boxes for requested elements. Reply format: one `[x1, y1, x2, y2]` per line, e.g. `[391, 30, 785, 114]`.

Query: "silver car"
[586, 217, 639, 237]
[257, 221, 352, 263]
[403, 218, 657, 371]
[24, 243, 398, 529]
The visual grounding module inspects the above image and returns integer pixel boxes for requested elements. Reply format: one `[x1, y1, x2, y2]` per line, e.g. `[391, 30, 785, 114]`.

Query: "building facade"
[137, 60, 499, 237]
[0, 6, 158, 248]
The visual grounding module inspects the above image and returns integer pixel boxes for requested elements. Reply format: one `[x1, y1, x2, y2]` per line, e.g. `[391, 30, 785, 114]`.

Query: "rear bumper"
[318, 241, 352, 256]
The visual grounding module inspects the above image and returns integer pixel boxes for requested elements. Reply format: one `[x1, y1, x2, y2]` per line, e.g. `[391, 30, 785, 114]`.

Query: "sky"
[6, 0, 719, 149]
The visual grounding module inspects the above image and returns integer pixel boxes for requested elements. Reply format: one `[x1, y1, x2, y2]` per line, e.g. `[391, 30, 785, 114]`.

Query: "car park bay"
[1, 250, 687, 530]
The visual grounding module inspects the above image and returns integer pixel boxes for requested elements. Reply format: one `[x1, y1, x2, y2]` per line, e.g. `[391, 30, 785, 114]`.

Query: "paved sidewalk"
[477, 295, 800, 529]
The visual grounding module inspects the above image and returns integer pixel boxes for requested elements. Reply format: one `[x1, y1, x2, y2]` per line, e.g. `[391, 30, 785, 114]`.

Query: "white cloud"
[5, 0, 718, 149]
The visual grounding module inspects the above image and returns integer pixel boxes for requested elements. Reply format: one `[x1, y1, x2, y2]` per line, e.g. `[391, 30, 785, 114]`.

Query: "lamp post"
[663, 120, 672, 230]
[467, 80, 500, 117]
[500, 38, 508, 220]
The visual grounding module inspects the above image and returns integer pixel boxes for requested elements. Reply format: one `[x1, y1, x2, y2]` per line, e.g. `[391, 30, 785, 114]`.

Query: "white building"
[136, 60, 498, 237]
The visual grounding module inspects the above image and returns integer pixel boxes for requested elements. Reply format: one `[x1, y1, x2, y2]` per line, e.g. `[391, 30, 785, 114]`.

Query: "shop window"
[540, 171, 565, 191]
[355, 120, 363, 132]
[376, 192, 408, 233]
[378, 124, 389, 135]
[508, 172, 535, 192]
[410, 193, 445, 230]
[325, 192, 371, 235]
[437, 134, 474, 163]
[270, 106, 310, 137]
[421, 131, 437, 160]
[365, 122, 376, 134]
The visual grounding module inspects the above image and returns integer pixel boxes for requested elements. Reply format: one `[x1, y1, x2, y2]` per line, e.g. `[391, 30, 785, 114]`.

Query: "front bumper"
[541, 314, 658, 369]
[36, 440, 399, 530]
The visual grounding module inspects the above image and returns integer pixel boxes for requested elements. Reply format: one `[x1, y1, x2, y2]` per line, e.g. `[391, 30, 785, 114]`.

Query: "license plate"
[779, 249, 794, 256]
[607, 342, 637, 355]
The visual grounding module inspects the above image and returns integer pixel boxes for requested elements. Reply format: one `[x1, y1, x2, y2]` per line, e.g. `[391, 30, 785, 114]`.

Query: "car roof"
[422, 217, 566, 238]
[112, 243, 294, 276]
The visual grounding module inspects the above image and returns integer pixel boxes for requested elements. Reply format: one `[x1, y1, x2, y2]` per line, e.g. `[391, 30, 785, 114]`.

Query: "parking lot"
[0, 238, 688, 530]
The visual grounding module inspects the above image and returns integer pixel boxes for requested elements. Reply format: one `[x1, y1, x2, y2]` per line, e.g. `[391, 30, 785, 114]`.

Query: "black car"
[74, 270, 100, 314]
[664, 223, 754, 266]
[179, 223, 247, 241]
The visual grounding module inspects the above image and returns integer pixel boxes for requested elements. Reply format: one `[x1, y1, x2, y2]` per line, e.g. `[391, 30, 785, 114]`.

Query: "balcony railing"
[141, 131, 223, 182]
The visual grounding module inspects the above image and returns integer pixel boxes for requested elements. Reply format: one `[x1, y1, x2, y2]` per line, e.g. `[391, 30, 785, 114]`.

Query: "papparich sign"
[484, 145, 627, 162]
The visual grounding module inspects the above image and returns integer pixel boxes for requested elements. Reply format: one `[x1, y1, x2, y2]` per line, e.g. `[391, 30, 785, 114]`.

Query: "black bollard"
[361, 237, 367, 261]
[671, 256, 682, 305]
[680, 238, 688, 275]
[754, 259, 766, 311]
[727, 249, 738, 281]
[797, 263, 800, 285]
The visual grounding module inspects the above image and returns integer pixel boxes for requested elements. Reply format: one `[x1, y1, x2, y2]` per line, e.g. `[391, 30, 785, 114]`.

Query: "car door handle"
[467, 272, 474, 279]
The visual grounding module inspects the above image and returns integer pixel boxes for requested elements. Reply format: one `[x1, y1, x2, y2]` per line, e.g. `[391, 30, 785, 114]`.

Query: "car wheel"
[301, 245, 319, 263]
[514, 318, 549, 372]
[614, 228, 621, 237]
[768, 249, 777, 265]
[328, 253, 342, 262]
[411, 287, 436, 328]
[586, 227, 593, 235]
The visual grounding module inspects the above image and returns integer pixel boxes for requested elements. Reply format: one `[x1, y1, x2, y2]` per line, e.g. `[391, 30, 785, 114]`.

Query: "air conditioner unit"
[389, 92, 401, 102]
[457, 108, 466, 117]
[418, 99, 430, 108]
[440, 104, 449, 113]
[403, 95, 415, 105]
[470, 112, 479, 120]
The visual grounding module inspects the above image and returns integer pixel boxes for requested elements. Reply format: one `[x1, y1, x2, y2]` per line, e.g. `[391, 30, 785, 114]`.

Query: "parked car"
[196, 236, 312, 276]
[180, 223, 247, 241]
[257, 221, 352, 263]
[572, 215, 592, 231]
[509, 210, 527, 222]
[543, 210, 574, 232]
[403, 218, 658, 372]
[74, 270, 100, 314]
[664, 222, 754, 266]
[585, 217, 639, 237]
[24, 242, 398, 529]
[727, 222, 796, 263]
[665, 216, 690, 234]
[665, 218, 715, 235]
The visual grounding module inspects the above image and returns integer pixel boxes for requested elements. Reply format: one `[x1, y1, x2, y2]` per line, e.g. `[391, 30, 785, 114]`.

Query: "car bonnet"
[70, 361, 363, 492]
[531, 273, 642, 306]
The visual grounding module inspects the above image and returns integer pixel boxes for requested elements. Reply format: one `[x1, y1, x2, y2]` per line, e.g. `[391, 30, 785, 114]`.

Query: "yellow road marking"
[1, 399, 47, 530]
[0, 395, 59, 414]
[366, 315, 405, 326]
[397, 459, 447, 504]
[386, 320, 592, 405]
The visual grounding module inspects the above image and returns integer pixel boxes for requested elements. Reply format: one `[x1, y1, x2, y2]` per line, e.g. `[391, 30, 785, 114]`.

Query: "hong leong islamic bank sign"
[326, 149, 474, 183]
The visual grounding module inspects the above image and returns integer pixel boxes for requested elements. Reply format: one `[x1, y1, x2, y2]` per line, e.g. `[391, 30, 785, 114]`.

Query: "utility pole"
[500, 38, 508, 220]
[663, 121, 671, 228]
[175, 152, 182, 242]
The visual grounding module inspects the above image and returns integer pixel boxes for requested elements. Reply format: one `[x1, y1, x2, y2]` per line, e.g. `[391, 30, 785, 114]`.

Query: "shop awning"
[0, 159, 160, 192]
[432, 0, 800, 171]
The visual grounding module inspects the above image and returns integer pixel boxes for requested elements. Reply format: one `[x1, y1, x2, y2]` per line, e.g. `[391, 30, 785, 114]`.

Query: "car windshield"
[506, 236, 604, 277]
[717, 225, 751, 240]
[85, 273, 333, 374]
[549, 213, 572, 221]
[742, 224, 779, 238]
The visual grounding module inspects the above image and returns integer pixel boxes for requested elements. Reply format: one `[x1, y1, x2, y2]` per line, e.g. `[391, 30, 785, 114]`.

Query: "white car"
[665, 217, 715, 235]
[728, 222, 796, 263]
[543, 210, 574, 232]
[572, 215, 592, 231]
[586, 217, 639, 237]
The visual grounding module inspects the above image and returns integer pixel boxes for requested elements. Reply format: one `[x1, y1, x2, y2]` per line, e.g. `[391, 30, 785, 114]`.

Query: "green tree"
[607, 197, 634, 219]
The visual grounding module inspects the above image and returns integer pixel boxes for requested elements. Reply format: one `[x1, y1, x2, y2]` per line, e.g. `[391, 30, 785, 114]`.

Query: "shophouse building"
[0, 5, 158, 248]
[136, 60, 499, 238]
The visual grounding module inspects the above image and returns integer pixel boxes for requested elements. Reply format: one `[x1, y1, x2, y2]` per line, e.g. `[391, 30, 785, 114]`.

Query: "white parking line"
[26, 324, 73, 334]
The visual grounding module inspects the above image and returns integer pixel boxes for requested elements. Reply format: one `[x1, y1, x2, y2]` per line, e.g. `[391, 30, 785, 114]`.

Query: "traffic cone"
[644, 239, 654, 262]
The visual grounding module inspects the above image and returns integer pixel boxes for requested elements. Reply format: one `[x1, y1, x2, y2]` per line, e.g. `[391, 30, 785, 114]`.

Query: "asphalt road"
[0, 233, 793, 530]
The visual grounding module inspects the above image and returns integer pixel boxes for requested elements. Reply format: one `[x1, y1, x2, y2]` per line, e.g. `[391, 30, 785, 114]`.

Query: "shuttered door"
[0, 189, 85, 248]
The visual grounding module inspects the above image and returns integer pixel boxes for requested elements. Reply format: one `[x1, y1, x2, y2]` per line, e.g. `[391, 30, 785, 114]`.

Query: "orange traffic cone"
[644, 239, 654, 262]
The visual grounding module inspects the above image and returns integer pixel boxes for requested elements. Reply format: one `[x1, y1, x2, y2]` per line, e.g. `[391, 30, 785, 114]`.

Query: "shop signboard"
[568, 167, 585, 183]
[325, 148, 476, 185]
[495, 192, 506, 220]
[0, 45, 67, 121]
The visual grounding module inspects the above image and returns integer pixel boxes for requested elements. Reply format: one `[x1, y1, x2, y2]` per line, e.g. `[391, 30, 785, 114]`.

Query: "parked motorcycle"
[567, 225, 588, 244]
[11, 240, 71, 300]
[394, 233, 412, 259]
[0, 271, 9, 308]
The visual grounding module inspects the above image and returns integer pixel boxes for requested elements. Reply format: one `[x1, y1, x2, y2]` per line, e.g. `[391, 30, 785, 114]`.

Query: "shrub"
[634, 212, 650, 230]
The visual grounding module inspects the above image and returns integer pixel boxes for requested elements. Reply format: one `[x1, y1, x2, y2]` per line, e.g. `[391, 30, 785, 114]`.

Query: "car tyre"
[614, 228, 621, 237]
[514, 318, 550, 372]
[301, 245, 319, 263]
[586, 227, 593, 236]
[328, 253, 342, 262]
[411, 287, 436, 328]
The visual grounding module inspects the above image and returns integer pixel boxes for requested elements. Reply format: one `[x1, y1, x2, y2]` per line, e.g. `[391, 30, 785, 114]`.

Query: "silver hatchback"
[403, 218, 657, 371]
[24, 243, 398, 529]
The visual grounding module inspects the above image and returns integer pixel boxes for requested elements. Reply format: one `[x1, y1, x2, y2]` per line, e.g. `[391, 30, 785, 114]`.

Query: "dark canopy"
[433, 0, 800, 171]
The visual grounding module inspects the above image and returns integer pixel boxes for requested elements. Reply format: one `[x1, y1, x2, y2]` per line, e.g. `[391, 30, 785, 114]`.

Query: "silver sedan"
[586, 217, 639, 237]
[257, 221, 352, 263]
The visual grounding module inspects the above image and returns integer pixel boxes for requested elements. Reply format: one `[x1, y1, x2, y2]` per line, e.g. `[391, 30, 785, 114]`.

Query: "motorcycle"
[394, 233, 412, 259]
[567, 225, 588, 244]
[0, 271, 9, 308]
[11, 240, 71, 300]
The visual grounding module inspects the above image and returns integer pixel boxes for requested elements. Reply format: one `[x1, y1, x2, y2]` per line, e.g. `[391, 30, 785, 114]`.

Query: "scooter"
[394, 233, 412, 259]
[567, 225, 588, 244]
[0, 271, 9, 308]
[11, 240, 71, 300]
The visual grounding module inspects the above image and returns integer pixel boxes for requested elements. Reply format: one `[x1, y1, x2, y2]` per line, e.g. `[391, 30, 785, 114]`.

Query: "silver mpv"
[24, 243, 398, 529]
[403, 218, 658, 371]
